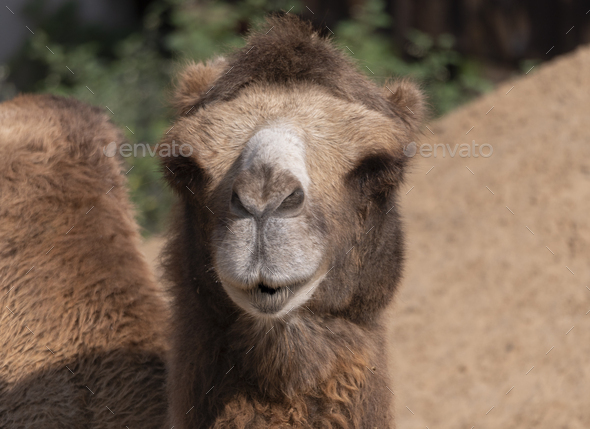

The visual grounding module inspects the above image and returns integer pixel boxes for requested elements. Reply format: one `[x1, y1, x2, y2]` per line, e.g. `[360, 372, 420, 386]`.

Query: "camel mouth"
[258, 283, 279, 295]
[249, 283, 291, 314]
[218, 263, 329, 318]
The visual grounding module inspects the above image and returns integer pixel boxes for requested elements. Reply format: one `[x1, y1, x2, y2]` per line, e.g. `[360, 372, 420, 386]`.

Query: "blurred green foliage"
[336, 0, 493, 114]
[1, 0, 492, 236]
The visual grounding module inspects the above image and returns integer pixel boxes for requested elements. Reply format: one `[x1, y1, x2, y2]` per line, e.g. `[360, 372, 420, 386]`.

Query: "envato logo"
[402, 140, 493, 158]
[103, 140, 193, 158]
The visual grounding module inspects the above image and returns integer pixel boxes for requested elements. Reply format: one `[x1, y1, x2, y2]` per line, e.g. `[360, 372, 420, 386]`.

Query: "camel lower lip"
[220, 270, 327, 318]
[249, 285, 290, 314]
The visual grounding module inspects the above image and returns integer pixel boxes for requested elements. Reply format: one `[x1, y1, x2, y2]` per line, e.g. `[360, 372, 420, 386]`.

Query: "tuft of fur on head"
[170, 14, 426, 138]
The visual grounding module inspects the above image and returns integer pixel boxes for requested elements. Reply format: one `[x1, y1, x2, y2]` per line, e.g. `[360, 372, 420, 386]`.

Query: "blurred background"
[3, 3, 590, 428]
[1, 0, 589, 235]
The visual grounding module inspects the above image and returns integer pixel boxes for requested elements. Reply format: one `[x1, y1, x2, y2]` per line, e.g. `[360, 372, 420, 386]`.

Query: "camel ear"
[383, 79, 426, 134]
[172, 57, 227, 115]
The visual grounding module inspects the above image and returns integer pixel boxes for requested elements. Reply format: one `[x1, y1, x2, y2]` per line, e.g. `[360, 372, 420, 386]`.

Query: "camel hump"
[0, 93, 167, 428]
[0, 93, 122, 167]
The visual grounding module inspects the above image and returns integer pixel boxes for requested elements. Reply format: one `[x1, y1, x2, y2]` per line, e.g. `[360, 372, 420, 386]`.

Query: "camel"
[160, 15, 424, 428]
[0, 94, 168, 428]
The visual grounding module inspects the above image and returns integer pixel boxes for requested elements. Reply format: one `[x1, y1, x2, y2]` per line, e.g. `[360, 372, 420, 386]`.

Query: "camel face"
[162, 81, 418, 319]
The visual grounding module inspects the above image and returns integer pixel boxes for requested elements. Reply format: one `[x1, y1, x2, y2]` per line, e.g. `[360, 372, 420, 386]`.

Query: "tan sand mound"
[391, 44, 590, 428]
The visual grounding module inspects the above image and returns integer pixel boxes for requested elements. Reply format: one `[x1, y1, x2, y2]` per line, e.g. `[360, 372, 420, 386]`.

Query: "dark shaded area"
[0, 349, 167, 429]
[383, 0, 590, 65]
[6, 0, 590, 95]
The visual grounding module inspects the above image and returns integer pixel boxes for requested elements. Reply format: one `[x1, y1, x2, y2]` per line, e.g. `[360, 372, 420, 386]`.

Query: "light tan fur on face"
[170, 83, 409, 198]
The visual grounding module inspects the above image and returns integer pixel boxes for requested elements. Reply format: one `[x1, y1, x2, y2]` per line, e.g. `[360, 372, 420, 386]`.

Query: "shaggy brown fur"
[161, 15, 425, 428]
[174, 16, 424, 133]
[0, 94, 168, 428]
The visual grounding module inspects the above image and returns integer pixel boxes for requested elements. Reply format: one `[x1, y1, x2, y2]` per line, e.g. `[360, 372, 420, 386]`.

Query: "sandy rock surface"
[392, 44, 590, 429]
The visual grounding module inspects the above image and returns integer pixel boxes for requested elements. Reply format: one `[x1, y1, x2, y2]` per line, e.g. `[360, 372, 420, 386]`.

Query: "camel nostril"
[230, 190, 252, 217]
[276, 187, 305, 216]
[230, 175, 305, 219]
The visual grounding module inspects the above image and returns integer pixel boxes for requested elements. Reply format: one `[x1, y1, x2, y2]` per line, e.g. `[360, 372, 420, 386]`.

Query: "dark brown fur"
[162, 15, 425, 428]
[0, 94, 168, 428]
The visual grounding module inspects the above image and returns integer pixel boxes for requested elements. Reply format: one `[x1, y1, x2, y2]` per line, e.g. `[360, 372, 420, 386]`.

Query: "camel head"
[160, 15, 425, 322]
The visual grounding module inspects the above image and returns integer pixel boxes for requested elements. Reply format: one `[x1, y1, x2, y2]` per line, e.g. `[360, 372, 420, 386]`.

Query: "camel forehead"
[175, 84, 406, 193]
